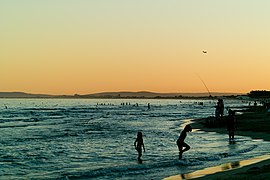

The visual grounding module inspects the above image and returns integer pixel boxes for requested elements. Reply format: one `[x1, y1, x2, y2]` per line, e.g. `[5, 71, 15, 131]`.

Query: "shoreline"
[191, 106, 270, 141]
[165, 106, 270, 179]
[164, 154, 270, 180]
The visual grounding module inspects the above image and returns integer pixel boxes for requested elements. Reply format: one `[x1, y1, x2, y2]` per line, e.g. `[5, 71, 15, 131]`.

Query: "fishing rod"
[196, 74, 212, 98]
[195, 74, 217, 119]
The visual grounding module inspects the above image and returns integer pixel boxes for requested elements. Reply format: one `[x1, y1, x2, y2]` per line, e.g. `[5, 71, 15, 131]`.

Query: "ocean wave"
[63, 146, 258, 180]
[63, 159, 201, 179]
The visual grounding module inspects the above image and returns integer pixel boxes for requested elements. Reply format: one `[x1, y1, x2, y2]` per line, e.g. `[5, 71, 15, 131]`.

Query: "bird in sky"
[202, 51, 207, 53]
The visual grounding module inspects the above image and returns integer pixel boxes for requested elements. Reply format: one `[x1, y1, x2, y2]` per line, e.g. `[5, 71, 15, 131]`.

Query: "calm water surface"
[0, 99, 269, 179]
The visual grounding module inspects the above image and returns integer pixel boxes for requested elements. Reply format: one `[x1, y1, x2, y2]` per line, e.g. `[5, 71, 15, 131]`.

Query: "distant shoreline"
[0, 96, 239, 99]
[0, 91, 245, 99]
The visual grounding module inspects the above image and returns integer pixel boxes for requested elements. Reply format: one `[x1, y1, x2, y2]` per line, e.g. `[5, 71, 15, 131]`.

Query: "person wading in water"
[177, 125, 192, 159]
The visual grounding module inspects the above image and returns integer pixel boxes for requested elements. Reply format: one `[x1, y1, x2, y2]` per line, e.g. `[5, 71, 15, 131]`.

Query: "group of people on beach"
[134, 99, 236, 162]
[134, 124, 192, 161]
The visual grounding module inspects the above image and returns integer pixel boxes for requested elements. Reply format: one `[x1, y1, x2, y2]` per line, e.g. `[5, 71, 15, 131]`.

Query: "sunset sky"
[1, 1, 270, 95]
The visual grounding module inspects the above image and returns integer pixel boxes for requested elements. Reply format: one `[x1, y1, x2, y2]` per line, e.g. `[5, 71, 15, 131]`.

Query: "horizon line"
[0, 90, 246, 96]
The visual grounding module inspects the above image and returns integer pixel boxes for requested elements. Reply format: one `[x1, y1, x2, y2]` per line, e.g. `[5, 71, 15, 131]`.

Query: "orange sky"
[1, 1, 270, 95]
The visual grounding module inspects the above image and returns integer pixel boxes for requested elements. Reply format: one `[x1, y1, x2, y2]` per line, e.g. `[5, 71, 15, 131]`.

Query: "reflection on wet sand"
[164, 154, 270, 180]
[221, 161, 240, 170]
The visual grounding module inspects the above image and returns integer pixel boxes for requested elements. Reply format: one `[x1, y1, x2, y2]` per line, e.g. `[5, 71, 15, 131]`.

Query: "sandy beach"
[166, 105, 270, 180]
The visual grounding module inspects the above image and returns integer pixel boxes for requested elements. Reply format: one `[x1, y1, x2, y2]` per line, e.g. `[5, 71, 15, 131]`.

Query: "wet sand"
[164, 154, 270, 180]
[165, 105, 270, 180]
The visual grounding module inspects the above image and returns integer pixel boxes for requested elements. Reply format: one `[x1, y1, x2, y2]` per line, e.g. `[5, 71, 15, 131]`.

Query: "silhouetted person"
[147, 103, 150, 110]
[227, 109, 236, 141]
[177, 124, 192, 159]
[219, 99, 224, 119]
[215, 98, 224, 121]
[215, 100, 221, 121]
[134, 132, 145, 161]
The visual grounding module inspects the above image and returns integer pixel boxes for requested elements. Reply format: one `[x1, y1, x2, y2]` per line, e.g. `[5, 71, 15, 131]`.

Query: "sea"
[0, 98, 269, 179]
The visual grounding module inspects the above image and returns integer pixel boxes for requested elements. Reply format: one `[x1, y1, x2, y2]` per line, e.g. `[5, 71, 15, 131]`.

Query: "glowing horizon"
[1, 1, 270, 95]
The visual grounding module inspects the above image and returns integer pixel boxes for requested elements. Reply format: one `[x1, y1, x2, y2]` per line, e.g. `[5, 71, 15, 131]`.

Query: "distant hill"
[79, 91, 244, 98]
[0, 92, 54, 98]
[0, 91, 244, 98]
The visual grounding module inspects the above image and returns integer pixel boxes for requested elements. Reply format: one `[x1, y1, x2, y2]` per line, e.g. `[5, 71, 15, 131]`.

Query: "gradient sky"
[1, 1, 270, 95]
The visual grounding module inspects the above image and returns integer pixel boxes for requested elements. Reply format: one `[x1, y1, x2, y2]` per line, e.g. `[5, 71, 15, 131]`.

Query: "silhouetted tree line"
[248, 90, 270, 98]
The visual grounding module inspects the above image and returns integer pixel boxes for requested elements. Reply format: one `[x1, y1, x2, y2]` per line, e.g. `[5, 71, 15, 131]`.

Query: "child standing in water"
[177, 125, 192, 159]
[134, 132, 145, 161]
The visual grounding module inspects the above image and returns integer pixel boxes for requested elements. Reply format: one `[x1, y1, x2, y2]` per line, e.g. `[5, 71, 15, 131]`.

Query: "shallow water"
[0, 99, 269, 179]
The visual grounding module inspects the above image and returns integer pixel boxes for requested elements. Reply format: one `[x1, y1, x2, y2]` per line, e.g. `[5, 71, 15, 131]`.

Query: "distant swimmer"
[202, 51, 207, 53]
